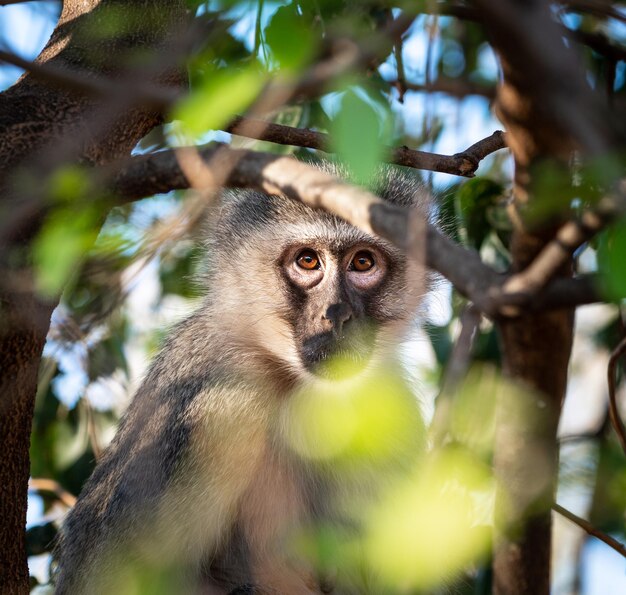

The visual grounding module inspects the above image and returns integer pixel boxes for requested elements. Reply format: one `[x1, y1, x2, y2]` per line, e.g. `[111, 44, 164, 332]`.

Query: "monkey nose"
[323, 302, 353, 335]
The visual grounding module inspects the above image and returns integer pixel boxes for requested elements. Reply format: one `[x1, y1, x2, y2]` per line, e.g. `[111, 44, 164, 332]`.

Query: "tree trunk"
[494, 253, 573, 594]
[470, 1, 609, 592]
[0, 2, 186, 592]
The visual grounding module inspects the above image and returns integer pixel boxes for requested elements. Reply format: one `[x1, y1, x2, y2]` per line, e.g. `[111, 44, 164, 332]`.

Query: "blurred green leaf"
[265, 3, 316, 70]
[33, 205, 101, 297]
[597, 219, 626, 301]
[455, 178, 504, 250]
[331, 88, 391, 185]
[365, 448, 494, 590]
[174, 65, 265, 139]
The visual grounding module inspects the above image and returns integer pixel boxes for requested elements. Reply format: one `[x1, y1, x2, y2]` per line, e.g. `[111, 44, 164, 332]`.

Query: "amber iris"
[351, 251, 374, 272]
[296, 249, 320, 270]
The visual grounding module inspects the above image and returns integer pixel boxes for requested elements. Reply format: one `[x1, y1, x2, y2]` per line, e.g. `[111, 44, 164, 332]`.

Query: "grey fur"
[53, 163, 429, 594]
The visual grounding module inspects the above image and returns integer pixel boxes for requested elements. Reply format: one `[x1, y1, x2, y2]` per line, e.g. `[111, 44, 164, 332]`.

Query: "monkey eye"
[350, 250, 375, 272]
[296, 249, 320, 270]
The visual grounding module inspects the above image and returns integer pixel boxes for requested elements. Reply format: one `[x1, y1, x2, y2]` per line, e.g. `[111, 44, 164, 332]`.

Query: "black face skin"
[279, 240, 396, 377]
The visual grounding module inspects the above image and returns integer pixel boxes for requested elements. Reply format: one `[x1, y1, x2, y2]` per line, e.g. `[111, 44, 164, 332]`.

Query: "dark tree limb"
[227, 116, 507, 177]
[105, 144, 601, 315]
[560, 0, 626, 24]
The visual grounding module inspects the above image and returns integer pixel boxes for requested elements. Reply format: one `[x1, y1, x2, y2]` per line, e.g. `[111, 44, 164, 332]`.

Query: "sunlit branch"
[227, 116, 507, 177]
[607, 335, 626, 456]
[106, 144, 601, 315]
[500, 202, 616, 315]
[553, 503, 626, 558]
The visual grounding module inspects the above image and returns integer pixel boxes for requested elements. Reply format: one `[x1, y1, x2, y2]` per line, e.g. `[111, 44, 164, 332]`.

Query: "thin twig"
[430, 304, 481, 445]
[227, 116, 507, 177]
[607, 335, 626, 455]
[396, 78, 496, 99]
[553, 503, 626, 558]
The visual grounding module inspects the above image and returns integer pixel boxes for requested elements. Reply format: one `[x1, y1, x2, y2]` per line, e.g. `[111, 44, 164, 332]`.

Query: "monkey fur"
[53, 163, 429, 594]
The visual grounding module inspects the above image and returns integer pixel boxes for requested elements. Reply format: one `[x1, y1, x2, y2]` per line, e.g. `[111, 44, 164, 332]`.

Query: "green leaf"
[330, 89, 390, 185]
[455, 178, 504, 250]
[265, 4, 315, 71]
[174, 65, 265, 139]
[33, 205, 100, 297]
[597, 220, 626, 301]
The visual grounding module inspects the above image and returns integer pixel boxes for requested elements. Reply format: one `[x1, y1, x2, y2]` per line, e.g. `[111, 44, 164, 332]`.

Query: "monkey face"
[278, 239, 402, 378]
[211, 176, 424, 382]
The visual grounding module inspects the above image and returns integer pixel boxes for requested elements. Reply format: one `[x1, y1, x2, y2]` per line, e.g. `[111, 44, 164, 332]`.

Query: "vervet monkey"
[54, 164, 428, 594]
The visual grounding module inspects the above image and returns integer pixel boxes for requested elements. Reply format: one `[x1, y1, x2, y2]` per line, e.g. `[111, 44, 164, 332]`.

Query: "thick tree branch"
[423, 3, 626, 70]
[106, 145, 600, 315]
[560, 0, 626, 24]
[0, 1, 189, 591]
[227, 116, 507, 177]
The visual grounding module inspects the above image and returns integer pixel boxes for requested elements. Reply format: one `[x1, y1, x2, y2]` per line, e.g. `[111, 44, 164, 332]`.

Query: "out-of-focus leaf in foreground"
[331, 88, 391, 186]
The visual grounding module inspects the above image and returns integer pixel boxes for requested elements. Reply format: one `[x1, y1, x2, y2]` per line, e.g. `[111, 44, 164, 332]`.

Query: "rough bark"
[0, 2, 187, 592]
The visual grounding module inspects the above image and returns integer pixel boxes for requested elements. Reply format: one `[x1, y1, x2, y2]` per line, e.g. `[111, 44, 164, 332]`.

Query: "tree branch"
[553, 503, 626, 558]
[607, 335, 626, 456]
[105, 144, 601, 315]
[500, 200, 616, 315]
[227, 116, 507, 177]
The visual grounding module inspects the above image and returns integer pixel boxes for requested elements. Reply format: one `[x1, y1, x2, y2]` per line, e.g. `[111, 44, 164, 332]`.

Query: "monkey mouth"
[300, 331, 373, 379]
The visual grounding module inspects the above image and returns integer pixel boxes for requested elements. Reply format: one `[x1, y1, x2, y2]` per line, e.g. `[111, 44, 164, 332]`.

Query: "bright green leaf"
[174, 66, 265, 140]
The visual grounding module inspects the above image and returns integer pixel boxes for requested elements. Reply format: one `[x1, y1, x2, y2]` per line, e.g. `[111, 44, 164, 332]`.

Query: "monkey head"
[205, 164, 426, 382]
